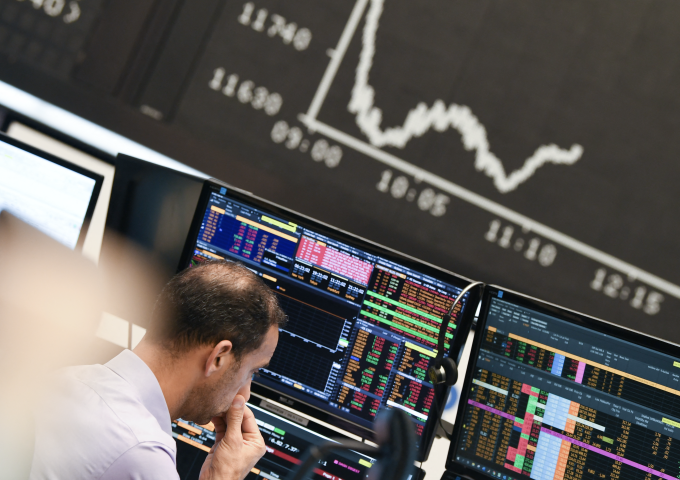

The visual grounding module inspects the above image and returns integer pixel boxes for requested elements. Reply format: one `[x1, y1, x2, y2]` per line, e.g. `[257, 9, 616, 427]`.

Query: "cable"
[433, 386, 453, 441]
[437, 282, 484, 364]
[428, 281, 484, 440]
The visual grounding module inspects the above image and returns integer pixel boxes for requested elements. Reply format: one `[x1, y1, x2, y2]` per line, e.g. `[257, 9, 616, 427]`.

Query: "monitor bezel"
[0, 131, 104, 251]
[177, 179, 482, 462]
[445, 284, 680, 477]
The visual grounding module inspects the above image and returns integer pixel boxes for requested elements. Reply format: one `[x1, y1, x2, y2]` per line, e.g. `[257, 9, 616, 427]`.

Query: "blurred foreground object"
[0, 211, 167, 477]
[288, 408, 416, 480]
[0, 211, 104, 478]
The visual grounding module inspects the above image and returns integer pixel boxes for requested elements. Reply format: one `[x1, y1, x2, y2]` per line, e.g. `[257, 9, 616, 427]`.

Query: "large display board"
[0, 0, 679, 341]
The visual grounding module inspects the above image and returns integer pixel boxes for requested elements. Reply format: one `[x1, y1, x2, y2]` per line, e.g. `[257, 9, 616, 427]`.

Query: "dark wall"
[100, 154, 204, 327]
[103, 154, 204, 276]
[1, 0, 679, 341]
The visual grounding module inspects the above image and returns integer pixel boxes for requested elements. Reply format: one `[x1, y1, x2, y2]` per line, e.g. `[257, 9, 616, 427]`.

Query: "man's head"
[140, 260, 286, 424]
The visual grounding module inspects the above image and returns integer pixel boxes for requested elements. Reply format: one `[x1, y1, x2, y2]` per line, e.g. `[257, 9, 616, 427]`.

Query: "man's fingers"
[240, 406, 261, 437]
[224, 395, 245, 445]
[211, 415, 227, 435]
[211, 415, 227, 445]
[200, 398, 267, 480]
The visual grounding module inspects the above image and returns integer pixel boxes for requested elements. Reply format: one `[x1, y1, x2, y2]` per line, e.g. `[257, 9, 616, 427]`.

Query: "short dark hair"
[146, 260, 287, 359]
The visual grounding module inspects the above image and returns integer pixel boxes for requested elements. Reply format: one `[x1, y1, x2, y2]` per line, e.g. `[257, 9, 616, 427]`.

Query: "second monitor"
[446, 286, 680, 480]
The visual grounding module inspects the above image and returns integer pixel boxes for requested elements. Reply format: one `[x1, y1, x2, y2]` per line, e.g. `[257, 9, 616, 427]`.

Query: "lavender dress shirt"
[30, 349, 180, 480]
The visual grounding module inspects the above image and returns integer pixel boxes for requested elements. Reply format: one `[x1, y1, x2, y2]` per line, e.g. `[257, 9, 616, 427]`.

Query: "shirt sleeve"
[100, 443, 180, 480]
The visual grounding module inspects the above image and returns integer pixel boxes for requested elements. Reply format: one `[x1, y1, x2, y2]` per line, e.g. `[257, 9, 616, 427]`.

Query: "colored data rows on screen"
[360, 266, 459, 349]
[462, 369, 680, 480]
[337, 325, 434, 427]
[483, 326, 680, 422]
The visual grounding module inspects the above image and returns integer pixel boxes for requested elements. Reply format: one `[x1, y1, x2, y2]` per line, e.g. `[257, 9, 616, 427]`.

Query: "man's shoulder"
[45, 364, 171, 443]
[30, 364, 176, 480]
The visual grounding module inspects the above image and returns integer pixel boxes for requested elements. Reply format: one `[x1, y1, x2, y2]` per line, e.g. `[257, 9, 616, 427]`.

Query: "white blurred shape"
[97, 312, 130, 349]
[131, 324, 147, 349]
[0, 79, 206, 178]
[0, 211, 103, 478]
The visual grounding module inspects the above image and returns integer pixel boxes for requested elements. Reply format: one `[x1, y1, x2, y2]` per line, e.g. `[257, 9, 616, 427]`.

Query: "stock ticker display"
[0, 0, 106, 79]
[2, 0, 680, 345]
[188, 186, 469, 440]
[172, 404, 375, 480]
[452, 293, 680, 480]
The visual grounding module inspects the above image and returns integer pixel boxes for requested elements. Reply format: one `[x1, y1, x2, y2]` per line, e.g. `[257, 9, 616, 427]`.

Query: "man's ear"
[204, 340, 233, 377]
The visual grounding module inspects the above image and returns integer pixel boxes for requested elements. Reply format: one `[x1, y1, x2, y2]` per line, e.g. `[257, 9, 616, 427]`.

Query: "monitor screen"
[178, 181, 479, 460]
[0, 134, 102, 250]
[448, 286, 680, 480]
[172, 403, 376, 480]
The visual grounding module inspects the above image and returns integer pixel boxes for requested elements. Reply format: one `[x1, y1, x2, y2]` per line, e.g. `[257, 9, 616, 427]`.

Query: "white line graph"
[299, 0, 680, 302]
[348, 0, 583, 194]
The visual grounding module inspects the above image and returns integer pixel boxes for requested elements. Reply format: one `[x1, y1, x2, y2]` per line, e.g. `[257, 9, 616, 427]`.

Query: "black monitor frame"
[445, 284, 680, 478]
[178, 179, 482, 461]
[0, 131, 103, 251]
[0, 107, 117, 166]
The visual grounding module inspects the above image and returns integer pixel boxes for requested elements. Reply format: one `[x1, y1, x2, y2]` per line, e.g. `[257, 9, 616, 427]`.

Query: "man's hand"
[199, 395, 266, 480]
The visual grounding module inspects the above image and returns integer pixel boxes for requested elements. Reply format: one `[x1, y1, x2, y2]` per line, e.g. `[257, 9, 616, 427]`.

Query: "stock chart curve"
[347, 0, 584, 193]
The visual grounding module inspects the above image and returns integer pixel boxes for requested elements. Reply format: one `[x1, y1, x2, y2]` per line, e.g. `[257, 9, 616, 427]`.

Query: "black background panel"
[1, 0, 679, 344]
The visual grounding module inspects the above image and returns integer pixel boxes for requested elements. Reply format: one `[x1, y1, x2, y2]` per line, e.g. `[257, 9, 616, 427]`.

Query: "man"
[30, 260, 287, 480]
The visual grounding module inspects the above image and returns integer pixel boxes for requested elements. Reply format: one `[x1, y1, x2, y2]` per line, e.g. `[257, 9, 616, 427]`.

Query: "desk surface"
[421, 435, 450, 479]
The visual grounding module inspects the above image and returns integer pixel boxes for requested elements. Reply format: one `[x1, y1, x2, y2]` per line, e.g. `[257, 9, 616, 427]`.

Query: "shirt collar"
[105, 349, 172, 436]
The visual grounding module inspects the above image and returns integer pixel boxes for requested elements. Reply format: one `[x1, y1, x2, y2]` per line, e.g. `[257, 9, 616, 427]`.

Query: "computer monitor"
[446, 285, 680, 480]
[178, 180, 481, 461]
[172, 403, 376, 480]
[0, 133, 102, 250]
